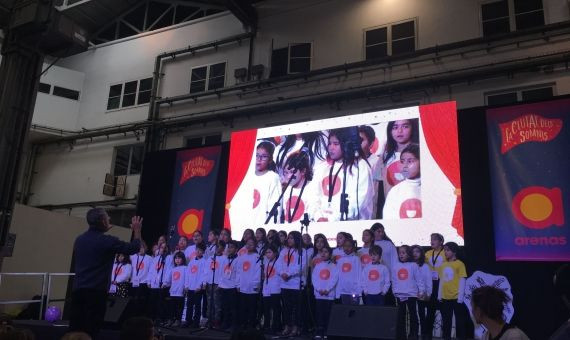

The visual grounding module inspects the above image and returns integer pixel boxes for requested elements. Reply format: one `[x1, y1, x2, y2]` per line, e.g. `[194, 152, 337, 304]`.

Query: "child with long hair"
[358, 229, 374, 267]
[381, 119, 419, 196]
[110, 253, 132, 298]
[332, 232, 352, 262]
[360, 245, 390, 306]
[277, 230, 288, 252]
[371, 223, 396, 272]
[148, 243, 171, 324]
[184, 231, 204, 262]
[383, 143, 422, 219]
[438, 242, 467, 340]
[252, 141, 282, 225]
[218, 241, 239, 331]
[236, 238, 262, 329]
[130, 242, 151, 313]
[275, 132, 327, 184]
[312, 128, 374, 221]
[205, 230, 220, 259]
[184, 243, 207, 328]
[312, 245, 338, 338]
[238, 229, 254, 256]
[166, 252, 187, 327]
[412, 244, 433, 339]
[393, 245, 424, 339]
[262, 245, 283, 333]
[425, 233, 446, 339]
[255, 228, 268, 254]
[279, 231, 304, 336]
[336, 238, 361, 305]
[203, 240, 225, 328]
[310, 234, 329, 268]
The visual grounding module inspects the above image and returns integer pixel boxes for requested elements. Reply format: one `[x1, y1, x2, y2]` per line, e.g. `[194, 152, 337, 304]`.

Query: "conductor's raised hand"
[131, 216, 143, 232]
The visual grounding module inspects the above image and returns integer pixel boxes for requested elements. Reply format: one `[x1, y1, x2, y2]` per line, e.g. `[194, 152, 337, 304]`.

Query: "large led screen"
[224, 101, 463, 245]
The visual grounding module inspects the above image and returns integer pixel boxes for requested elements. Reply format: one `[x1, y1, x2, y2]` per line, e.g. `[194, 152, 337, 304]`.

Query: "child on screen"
[438, 242, 467, 340]
[382, 143, 422, 219]
[360, 245, 390, 306]
[252, 141, 282, 225]
[381, 119, 419, 196]
[312, 245, 338, 339]
[281, 152, 316, 224]
[393, 245, 424, 339]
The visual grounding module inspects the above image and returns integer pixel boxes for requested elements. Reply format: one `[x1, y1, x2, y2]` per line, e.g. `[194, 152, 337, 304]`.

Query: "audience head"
[120, 317, 154, 340]
[471, 286, 510, 325]
[61, 332, 92, 340]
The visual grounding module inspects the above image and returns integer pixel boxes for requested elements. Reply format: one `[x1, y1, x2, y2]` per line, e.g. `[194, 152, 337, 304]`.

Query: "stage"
[12, 320, 313, 340]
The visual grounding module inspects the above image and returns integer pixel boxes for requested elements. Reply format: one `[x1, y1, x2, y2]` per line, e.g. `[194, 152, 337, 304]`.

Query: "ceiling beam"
[224, 0, 257, 30]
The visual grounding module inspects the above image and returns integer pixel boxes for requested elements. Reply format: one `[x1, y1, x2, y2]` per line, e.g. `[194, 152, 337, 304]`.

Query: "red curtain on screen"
[419, 102, 464, 237]
[224, 129, 257, 228]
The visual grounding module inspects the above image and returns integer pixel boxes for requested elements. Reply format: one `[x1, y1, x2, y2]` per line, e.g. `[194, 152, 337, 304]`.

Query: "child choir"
[109, 225, 467, 340]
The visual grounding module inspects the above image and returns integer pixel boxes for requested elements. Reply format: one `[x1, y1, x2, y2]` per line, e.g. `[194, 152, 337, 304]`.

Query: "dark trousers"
[418, 299, 430, 337]
[441, 299, 466, 340]
[220, 288, 238, 329]
[206, 284, 221, 322]
[315, 299, 333, 337]
[130, 284, 149, 317]
[148, 287, 169, 321]
[202, 291, 208, 318]
[170, 296, 184, 321]
[281, 288, 301, 328]
[396, 297, 418, 340]
[69, 289, 108, 338]
[425, 280, 440, 339]
[364, 293, 385, 306]
[340, 294, 360, 305]
[186, 290, 203, 326]
[239, 292, 258, 328]
[263, 294, 282, 331]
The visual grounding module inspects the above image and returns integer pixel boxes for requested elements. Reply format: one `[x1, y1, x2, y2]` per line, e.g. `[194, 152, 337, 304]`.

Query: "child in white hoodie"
[184, 243, 207, 328]
[262, 244, 283, 332]
[312, 245, 338, 339]
[236, 238, 262, 329]
[336, 238, 361, 304]
[360, 245, 390, 306]
[166, 251, 187, 327]
[392, 245, 424, 340]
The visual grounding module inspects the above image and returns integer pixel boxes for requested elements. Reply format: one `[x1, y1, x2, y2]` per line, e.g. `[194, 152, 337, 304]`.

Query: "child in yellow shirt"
[438, 242, 467, 340]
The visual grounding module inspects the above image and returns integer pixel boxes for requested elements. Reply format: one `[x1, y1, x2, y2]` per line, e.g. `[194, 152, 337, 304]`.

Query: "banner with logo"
[486, 99, 569, 261]
[168, 146, 221, 248]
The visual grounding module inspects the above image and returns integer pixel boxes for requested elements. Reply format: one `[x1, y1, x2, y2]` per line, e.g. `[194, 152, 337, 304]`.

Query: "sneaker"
[200, 317, 208, 327]
[172, 320, 181, 328]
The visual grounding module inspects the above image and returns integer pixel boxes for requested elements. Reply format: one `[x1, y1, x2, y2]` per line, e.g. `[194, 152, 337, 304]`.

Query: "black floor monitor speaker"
[327, 305, 398, 339]
[104, 297, 132, 328]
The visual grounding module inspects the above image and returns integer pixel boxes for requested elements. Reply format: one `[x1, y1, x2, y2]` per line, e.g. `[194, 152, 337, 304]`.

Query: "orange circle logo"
[361, 254, 371, 265]
[399, 198, 422, 219]
[342, 262, 352, 273]
[321, 176, 342, 197]
[191, 265, 198, 274]
[368, 269, 380, 281]
[333, 255, 341, 262]
[137, 262, 144, 270]
[173, 271, 181, 281]
[283, 254, 294, 264]
[243, 261, 251, 272]
[267, 267, 275, 278]
[397, 268, 409, 280]
[253, 189, 260, 209]
[319, 269, 331, 280]
[512, 187, 564, 229]
[285, 196, 305, 222]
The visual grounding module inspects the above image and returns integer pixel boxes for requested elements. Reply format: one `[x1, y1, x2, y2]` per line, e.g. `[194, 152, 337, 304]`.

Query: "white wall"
[25, 0, 570, 208]
[32, 64, 84, 131]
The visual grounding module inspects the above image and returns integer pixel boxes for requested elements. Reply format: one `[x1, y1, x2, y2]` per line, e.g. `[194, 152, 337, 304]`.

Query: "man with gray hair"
[69, 208, 143, 338]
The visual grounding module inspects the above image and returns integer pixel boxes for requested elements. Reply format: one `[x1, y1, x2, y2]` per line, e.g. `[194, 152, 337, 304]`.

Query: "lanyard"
[266, 259, 276, 284]
[228, 256, 236, 269]
[113, 263, 124, 282]
[431, 249, 443, 267]
[286, 248, 294, 266]
[287, 179, 307, 223]
[328, 163, 343, 202]
[136, 254, 145, 275]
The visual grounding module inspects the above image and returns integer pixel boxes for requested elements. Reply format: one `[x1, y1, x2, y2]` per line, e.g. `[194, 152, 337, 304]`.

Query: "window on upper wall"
[270, 43, 312, 77]
[485, 84, 554, 106]
[481, 0, 544, 37]
[190, 62, 227, 93]
[364, 19, 416, 60]
[107, 77, 153, 111]
[186, 134, 222, 148]
[113, 144, 144, 176]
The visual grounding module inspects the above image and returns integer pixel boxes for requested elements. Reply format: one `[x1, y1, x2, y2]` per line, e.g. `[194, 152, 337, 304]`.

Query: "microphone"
[292, 146, 310, 169]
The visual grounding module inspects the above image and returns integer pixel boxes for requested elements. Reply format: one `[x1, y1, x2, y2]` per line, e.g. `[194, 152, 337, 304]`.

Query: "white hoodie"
[279, 247, 302, 290]
[203, 254, 224, 285]
[312, 261, 338, 301]
[391, 261, 424, 299]
[185, 256, 207, 291]
[335, 253, 362, 298]
[109, 262, 132, 293]
[236, 252, 262, 294]
[383, 178, 422, 220]
[148, 255, 170, 289]
[374, 240, 397, 273]
[218, 255, 239, 289]
[262, 258, 283, 296]
[360, 263, 390, 295]
[169, 265, 187, 297]
[417, 263, 433, 298]
[130, 254, 151, 287]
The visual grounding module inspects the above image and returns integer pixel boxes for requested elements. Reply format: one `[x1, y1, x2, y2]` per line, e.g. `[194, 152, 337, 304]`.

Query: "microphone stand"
[256, 247, 265, 330]
[297, 214, 311, 336]
[340, 165, 349, 221]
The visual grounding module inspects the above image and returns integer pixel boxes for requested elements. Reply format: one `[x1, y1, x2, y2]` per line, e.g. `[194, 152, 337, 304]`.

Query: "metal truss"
[88, 0, 225, 45]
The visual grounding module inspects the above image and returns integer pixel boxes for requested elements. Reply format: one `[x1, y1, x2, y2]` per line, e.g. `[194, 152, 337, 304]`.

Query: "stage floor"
[12, 320, 312, 340]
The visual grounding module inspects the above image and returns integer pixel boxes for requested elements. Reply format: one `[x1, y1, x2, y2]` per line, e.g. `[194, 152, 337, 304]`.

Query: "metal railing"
[0, 272, 75, 320]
